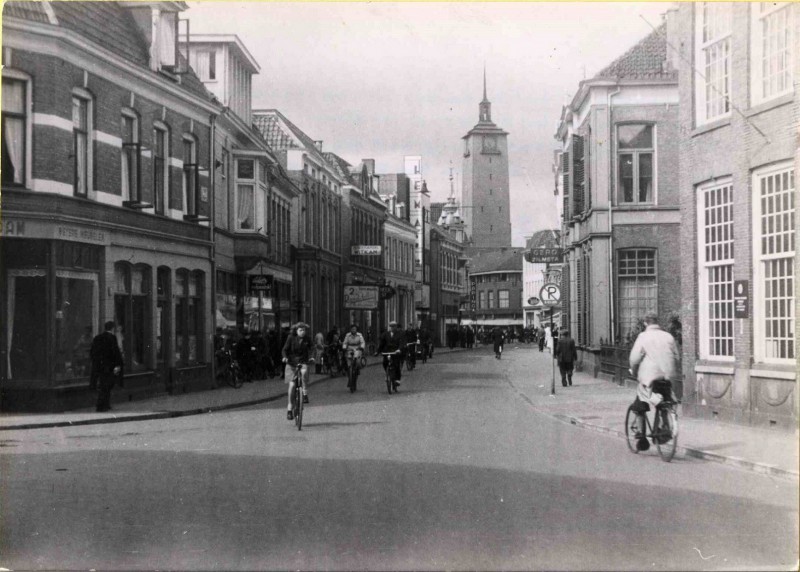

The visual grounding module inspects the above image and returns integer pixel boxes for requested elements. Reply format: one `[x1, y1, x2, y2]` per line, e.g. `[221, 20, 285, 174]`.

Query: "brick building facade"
[555, 19, 682, 374]
[676, 2, 797, 427]
[1, 1, 219, 410]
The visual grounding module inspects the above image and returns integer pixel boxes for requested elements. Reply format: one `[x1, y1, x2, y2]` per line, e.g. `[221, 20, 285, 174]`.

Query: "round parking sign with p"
[539, 283, 561, 306]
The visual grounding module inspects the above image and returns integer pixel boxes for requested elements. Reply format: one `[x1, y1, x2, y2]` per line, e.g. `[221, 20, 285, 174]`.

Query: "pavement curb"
[0, 349, 466, 431]
[553, 414, 799, 481]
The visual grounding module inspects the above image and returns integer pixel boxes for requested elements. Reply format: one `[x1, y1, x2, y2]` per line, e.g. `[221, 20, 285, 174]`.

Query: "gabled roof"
[5, 1, 213, 102]
[469, 248, 524, 274]
[323, 152, 356, 185]
[525, 229, 561, 250]
[593, 23, 674, 81]
[252, 109, 331, 169]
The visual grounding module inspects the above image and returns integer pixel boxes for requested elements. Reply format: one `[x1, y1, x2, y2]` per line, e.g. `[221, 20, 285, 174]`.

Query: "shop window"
[176, 270, 204, 364]
[157, 267, 170, 364]
[114, 262, 150, 372]
[2, 74, 28, 186]
[4, 240, 48, 381]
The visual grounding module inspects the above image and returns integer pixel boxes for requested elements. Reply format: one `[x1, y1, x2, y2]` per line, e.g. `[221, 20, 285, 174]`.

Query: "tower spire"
[449, 162, 455, 200]
[479, 66, 492, 123]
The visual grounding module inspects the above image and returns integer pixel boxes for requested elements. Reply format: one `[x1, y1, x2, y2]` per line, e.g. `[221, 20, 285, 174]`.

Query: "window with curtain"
[618, 250, 657, 342]
[153, 125, 168, 215]
[698, 181, 734, 359]
[2, 76, 26, 186]
[121, 111, 140, 204]
[696, 2, 732, 123]
[72, 94, 90, 197]
[618, 124, 654, 204]
[237, 185, 254, 230]
[753, 164, 795, 363]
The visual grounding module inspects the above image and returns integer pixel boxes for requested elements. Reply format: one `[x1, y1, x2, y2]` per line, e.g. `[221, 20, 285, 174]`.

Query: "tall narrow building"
[461, 71, 512, 248]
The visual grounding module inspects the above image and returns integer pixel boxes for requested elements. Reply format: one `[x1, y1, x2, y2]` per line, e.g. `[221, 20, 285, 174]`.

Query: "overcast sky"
[187, 1, 671, 246]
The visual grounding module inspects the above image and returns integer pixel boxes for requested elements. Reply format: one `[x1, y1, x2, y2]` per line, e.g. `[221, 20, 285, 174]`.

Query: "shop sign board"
[249, 274, 273, 295]
[351, 245, 382, 256]
[525, 248, 563, 264]
[344, 285, 379, 310]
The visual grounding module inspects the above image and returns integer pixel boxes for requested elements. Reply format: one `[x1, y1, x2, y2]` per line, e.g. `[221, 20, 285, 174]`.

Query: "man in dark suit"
[90, 321, 124, 412]
[555, 329, 578, 387]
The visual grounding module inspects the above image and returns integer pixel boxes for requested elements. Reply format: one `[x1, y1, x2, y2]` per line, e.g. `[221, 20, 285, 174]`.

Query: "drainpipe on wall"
[607, 85, 621, 345]
[209, 113, 217, 383]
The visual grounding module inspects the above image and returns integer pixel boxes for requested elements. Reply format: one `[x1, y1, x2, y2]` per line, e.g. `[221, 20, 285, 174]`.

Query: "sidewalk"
[2, 345, 797, 480]
[506, 345, 799, 480]
[0, 347, 466, 431]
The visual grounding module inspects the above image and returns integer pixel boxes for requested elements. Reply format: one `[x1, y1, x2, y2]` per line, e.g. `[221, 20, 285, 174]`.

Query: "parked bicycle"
[215, 347, 244, 388]
[625, 382, 680, 462]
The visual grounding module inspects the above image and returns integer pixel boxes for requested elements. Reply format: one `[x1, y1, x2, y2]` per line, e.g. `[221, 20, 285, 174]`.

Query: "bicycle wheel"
[295, 385, 303, 431]
[625, 405, 641, 454]
[655, 405, 678, 462]
[385, 366, 393, 394]
[349, 365, 357, 393]
[231, 366, 244, 388]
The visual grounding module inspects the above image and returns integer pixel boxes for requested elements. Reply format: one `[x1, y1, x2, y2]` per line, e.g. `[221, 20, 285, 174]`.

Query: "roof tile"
[593, 23, 675, 81]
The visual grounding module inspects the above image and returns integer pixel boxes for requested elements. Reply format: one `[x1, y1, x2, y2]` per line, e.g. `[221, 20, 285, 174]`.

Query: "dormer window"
[193, 50, 216, 82]
[158, 10, 177, 70]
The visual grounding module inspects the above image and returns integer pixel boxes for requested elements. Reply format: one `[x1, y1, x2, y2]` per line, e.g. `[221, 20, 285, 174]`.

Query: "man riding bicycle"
[629, 313, 680, 451]
[376, 320, 405, 384]
[282, 322, 314, 421]
[342, 324, 366, 374]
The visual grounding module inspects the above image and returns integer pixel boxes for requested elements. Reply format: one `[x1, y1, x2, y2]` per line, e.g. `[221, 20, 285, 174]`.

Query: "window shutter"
[561, 150, 570, 220]
[585, 133, 592, 212]
[561, 264, 570, 330]
[572, 134, 584, 215]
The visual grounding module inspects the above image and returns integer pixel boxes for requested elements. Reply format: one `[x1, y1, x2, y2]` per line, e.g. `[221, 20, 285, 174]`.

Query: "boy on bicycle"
[341, 324, 366, 372]
[282, 322, 314, 420]
[629, 313, 680, 451]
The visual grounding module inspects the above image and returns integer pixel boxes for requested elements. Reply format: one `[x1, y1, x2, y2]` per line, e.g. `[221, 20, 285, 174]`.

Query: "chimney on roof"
[362, 159, 375, 174]
[663, 7, 680, 73]
[314, 141, 323, 152]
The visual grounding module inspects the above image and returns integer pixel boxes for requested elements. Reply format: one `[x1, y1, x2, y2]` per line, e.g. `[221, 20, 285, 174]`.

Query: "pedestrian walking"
[555, 329, 578, 387]
[492, 327, 505, 359]
[90, 321, 123, 412]
[313, 331, 325, 374]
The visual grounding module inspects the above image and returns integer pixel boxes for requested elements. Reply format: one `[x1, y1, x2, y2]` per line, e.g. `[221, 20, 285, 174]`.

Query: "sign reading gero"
[525, 248, 563, 264]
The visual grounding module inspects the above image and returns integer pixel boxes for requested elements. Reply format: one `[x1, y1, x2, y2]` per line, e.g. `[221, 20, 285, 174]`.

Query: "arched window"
[182, 134, 198, 217]
[153, 121, 170, 215]
[121, 108, 141, 205]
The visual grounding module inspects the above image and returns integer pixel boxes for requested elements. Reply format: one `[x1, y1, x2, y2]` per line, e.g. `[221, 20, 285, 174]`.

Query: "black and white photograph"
[0, 1, 798, 569]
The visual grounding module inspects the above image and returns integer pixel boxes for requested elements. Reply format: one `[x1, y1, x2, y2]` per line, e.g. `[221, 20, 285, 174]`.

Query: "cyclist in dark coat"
[282, 322, 314, 420]
[492, 327, 506, 359]
[376, 321, 405, 382]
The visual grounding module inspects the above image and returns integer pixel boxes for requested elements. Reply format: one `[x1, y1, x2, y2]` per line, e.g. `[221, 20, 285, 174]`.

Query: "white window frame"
[617, 123, 657, 205]
[752, 161, 796, 365]
[498, 289, 510, 309]
[153, 121, 170, 215]
[72, 88, 94, 197]
[696, 178, 735, 361]
[750, 3, 795, 105]
[121, 109, 140, 204]
[181, 134, 198, 217]
[1, 69, 32, 188]
[235, 157, 256, 232]
[695, 2, 732, 125]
